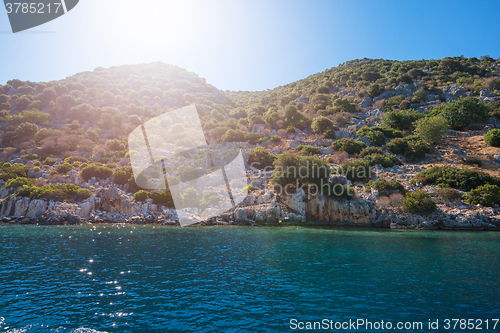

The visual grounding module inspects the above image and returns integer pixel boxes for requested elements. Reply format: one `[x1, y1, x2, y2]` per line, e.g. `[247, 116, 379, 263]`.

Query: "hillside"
[1, 56, 500, 228]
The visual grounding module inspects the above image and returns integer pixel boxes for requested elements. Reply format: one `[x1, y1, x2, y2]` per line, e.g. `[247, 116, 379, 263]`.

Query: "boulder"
[320, 148, 334, 155]
[442, 86, 468, 102]
[234, 208, 248, 222]
[335, 129, 352, 140]
[283, 188, 306, 215]
[251, 124, 268, 134]
[26, 199, 48, 218]
[357, 137, 371, 147]
[306, 197, 376, 225]
[358, 97, 372, 108]
[14, 197, 30, 217]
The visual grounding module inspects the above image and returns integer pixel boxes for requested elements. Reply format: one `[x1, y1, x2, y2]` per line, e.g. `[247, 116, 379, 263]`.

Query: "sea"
[1, 225, 499, 332]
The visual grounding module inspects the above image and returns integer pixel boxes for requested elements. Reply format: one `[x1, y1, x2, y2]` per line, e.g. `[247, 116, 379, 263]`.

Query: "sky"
[0, 0, 499, 92]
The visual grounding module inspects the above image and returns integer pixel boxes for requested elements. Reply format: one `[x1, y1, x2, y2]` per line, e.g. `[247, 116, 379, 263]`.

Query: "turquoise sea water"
[0, 225, 499, 332]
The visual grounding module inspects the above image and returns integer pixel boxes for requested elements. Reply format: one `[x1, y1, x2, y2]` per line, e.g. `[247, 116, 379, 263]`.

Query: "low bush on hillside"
[403, 191, 437, 214]
[248, 147, 276, 169]
[435, 187, 462, 203]
[464, 184, 500, 207]
[64, 156, 89, 164]
[358, 147, 384, 157]
[296, 145, 320, 156]
[311, 116, 334, 134]
[365, 178, 406, 196]
[1, 163, 28, 181]
[380, 109, 425, 131]
[356, 126, 402, 146]
[414, 115, 448, 145]
[415, 166, 500, 192]
[18, 184, 92, 201]
[484, 129, 500, 147]
[134, 190, 149, 202]
[333, 160, 372, 181]
[43, 158, 56, 166]
[386, 135, 430, 161]
[331, 138, 366, 155]
[5, 177, 33, 189]
[271, 153, 329, 188]
[80, 163, 113, 181]
[56, 163, 73, 174]
[113, 166, 134, 185]
[428, 96, 490, 130]
[362, 152, 402, 168]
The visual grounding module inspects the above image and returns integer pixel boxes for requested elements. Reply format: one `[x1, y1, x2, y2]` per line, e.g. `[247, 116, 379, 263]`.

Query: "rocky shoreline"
[1, 183, 499, 230]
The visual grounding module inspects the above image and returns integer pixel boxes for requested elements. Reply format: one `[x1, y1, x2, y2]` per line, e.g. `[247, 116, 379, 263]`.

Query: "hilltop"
[1, 56, 500, 229]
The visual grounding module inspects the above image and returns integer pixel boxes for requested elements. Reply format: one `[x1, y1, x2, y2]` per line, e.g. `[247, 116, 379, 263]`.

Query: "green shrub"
[435, 187, 462, 202]
[362, 152, 402, 168]
[331, 138, 366, 155]
[365, 130, 385, 146]
[33, 161, 41, 166]
[358, 147, 384, 158]
[43, 157, 56, 166]
[403, 191, 437, 214]
[245, 132, 263, 145]
[134, 190, 149, 202]
[311, 116, 334, 134]
[415, 166, 500, 192]
[356, 126, 402, 146]
[221, 129, 247, 142]
[323, 128, 336, 139]
[489, 100, 500, 119]
[113, 166, 134, 185]
[64, 156, 88, 164]
[248, 147, 276, 169]
[428, 96, 490, 130]
[272, 153, 330, 188]
[18, 184, 92, 201]
[365, 178, 406, 196]
[1, 163, 28, 181]
[380, 109, 425, 131]
[269, 135, 281, 143]
[33, 166, 40, 172]
[334, 160, 372, 181]
[322, 183, 355, 200]
[73, 161, 81, 168]
[386, 138, 407, 155]
[296, 145, 320, 156]
[56, 163, 73, 174]
[5, 177, 33, 189]
[80, 163, 113, 181]
[464, 184, 500, 207]
[182, 187, 199, 207]
[200, 190, 222, 208]
[387, 136, 429, 161]
[149, 190, 174, 207]
[414, 115, 448, 145]
[178, 166, 203, 182]
[484, 129, 500, 147]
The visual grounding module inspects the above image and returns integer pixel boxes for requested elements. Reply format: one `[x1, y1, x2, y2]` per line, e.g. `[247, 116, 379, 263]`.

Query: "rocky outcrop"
[306, 196, 376, 225]
[442, 85, 468, 102]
